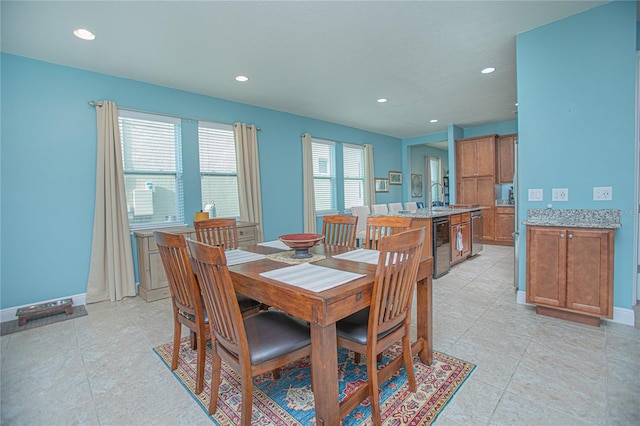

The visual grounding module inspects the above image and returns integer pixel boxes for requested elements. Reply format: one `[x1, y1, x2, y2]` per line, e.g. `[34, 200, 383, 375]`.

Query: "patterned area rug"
[154, 337, 475, 425]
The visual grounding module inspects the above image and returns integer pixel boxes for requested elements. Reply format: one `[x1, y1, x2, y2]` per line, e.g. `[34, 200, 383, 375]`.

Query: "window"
[198, 122, 240, 218]
[343, 143, 364, 209]
[311, 139, 336, 213]
[119, 110, 183, 229]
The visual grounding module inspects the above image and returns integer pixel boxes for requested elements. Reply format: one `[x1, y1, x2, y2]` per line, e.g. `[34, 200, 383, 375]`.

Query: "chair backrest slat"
[194, 218, 240, 250]
[322, 215, 358, 247]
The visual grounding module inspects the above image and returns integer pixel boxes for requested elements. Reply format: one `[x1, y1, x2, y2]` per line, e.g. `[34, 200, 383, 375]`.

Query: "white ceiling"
[1, 1, 607, 139]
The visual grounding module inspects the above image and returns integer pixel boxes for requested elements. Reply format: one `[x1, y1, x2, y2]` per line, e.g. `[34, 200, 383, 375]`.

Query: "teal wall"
[0, 54, 401, 309]
[516, 1, 637, 309]
[407, 144, 449, 206]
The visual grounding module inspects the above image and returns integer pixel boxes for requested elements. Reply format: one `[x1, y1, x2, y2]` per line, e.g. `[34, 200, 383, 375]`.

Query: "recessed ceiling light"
[430, 119, 438, 123]
[481, 67, 496, 74]
[377, 98, 388, 103]
[235, 75, 249, 82]
[73, 28, 95, 41]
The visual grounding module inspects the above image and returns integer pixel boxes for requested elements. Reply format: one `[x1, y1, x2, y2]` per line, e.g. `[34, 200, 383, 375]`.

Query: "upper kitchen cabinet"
[497, 134, 517, 184]
[456, 135, 497, 178]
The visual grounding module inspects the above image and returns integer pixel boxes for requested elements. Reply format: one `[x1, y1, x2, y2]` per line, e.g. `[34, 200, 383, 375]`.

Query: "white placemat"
[259, 263, 365, 292]
[257, 240, 290, 250]
[225, 249, 266, 266]
[332, 249, 380, 265]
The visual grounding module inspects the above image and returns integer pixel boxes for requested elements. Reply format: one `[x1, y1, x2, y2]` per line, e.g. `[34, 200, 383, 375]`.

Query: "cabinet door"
[497, 135, 515, 184]
[460, 221, 471, 258]
[450, 223, 462, 263]
[457, 140, 477, 178]
[566, 228, 614, 317]
[495, 208, 515, 242]
[149, 252, 169, 291]
[477, 177, 494, 206]
[526, 227, 566, 307]
[475, 136, 497, 177]
[458, 178, 478, 204]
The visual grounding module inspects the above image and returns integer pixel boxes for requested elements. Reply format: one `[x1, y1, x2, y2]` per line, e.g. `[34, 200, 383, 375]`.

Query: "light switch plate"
[528, 188, 543, 201]
[552, 188, 569, 202]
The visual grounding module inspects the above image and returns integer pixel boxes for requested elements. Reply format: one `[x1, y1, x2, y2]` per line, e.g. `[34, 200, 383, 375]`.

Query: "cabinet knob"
[239, 231, 244, 236]
[560, 233, 565, 238]
[568, 234, 573, 239]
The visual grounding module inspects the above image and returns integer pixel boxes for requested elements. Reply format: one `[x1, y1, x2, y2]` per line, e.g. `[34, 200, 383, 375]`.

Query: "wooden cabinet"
[135, 222, 258, 302]
[495, 206, 515, 244]
[526, 226, 614, 326]
[458, 176, 494, 241]
[450, 213, 471, 265]
[410, 217, 433, 258]
[497, 134, 516, 184]
[456, 135, 497, 178]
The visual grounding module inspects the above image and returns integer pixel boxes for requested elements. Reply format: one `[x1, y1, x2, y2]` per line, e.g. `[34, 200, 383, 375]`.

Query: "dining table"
[228, 242, 434, 426]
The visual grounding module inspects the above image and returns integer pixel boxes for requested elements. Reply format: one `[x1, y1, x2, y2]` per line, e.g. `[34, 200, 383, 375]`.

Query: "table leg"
[311, 322, 340, 426]
[416, 276, 433, 365]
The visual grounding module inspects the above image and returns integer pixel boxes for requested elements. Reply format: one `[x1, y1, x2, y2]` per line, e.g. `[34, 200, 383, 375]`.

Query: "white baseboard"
[516, 290, 634, 326]
[1, 293, 87, 324]
[609, 307, 635, 326]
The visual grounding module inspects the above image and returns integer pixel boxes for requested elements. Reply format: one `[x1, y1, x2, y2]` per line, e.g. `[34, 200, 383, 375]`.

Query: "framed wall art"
[375, 178, 389, 192]
[388, 171, 402, 185]
[411, 174, 422, 197]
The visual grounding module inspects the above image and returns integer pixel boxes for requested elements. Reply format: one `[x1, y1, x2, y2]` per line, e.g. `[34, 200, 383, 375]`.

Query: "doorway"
[425, 155, 443, 206]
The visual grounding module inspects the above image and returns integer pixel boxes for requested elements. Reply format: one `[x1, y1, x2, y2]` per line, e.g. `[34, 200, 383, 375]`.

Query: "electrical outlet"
[528, 188, 543, 201]
[593, 186, 613, 201]
[552, 188, 569, 201]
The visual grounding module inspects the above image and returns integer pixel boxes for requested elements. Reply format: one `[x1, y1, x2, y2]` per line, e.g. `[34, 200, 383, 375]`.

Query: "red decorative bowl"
[278, 233, 324, 259]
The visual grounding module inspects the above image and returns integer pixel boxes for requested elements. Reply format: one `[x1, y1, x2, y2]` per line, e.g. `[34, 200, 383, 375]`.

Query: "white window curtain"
[87, 100, 136, 303]
[363, 144, 375, 208]
[302, 133, 317, 233]
[233, 123, 264, 242]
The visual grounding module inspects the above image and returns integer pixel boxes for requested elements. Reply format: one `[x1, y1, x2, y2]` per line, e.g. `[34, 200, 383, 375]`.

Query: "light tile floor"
[1, 245, 638, 425]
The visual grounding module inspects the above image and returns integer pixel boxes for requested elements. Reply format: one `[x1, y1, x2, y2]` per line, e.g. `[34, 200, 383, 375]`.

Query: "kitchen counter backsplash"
[524, 209, 621, 229]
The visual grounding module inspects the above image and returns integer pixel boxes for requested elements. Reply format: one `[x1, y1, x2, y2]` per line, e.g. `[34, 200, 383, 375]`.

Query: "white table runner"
[225, 249, 266, 266]
[259, 263, 365, 292]
[257, 240, 290, 250]
[332, 249, 380, 265]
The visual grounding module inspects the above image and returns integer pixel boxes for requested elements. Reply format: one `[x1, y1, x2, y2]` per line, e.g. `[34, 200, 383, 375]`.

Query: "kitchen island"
[375, 206, 484, 276]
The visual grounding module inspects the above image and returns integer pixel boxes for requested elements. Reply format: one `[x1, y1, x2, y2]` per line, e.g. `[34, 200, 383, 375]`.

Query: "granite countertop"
[523, 209, 621, 229]
[383, 206, 484, 219]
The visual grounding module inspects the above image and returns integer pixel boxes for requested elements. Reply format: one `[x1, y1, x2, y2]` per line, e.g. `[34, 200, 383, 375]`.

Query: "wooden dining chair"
[154, 231, 209, 395]
[364, 216, 413, 250]
[194, 218, 262, 316]
[187, 239, 313, 426]
[336, 227, 425, 426]
[322, 214, 358, 248]
[194, 218, 241, 250]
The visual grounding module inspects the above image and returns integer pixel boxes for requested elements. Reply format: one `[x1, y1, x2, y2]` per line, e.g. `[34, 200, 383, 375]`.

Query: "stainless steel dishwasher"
[432, 216, 451, 278]
[471, 210, 483, 256]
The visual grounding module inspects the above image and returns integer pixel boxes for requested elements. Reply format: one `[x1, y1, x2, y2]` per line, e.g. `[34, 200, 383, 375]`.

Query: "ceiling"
[1, 1, 607, 139]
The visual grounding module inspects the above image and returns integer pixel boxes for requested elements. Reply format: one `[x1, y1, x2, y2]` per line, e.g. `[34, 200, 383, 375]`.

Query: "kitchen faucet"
[430, 182, 444, 205]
